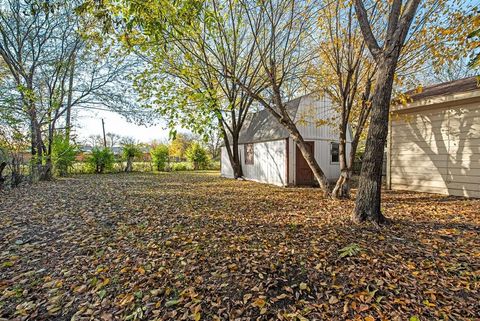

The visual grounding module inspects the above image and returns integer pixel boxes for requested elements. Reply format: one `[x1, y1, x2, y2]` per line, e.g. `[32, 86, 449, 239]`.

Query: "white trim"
[391, 89, 480, 113]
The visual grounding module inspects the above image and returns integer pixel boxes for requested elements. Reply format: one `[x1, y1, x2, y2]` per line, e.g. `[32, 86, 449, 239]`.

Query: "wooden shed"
[221, 93, 351, 186]
[387, 76, 480, 198]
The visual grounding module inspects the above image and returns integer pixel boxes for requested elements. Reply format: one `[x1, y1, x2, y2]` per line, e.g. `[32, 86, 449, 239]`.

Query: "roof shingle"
[406, 76, 479, 102]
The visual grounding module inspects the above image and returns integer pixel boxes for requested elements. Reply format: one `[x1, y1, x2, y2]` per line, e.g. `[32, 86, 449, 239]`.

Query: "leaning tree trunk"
[353, 60, 396, 224]
[332, 170, 351, 199]
[286, 122, 330, 194]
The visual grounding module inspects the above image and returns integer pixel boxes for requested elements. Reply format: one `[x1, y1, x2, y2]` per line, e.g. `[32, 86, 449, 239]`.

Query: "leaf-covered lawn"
[0, 172, 479, 321]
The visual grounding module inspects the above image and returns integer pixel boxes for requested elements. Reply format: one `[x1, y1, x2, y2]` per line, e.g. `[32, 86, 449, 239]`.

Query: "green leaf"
[165, 299, 180, 307]
[2, 261, 14, 268]
[338, 243, 362, 258]
[98, 289, 107, 299]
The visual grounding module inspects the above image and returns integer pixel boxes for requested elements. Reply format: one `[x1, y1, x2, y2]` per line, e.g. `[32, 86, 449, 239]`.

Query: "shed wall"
[221, 140, 287, 186]
[294, 95, 341, 140]
[220, 147, 235, 178]
[242, 140, 287, 186]
[388, 100, 480, 198]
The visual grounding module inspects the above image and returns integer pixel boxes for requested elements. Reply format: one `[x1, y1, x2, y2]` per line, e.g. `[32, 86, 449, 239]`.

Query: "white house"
[220, 93, 351, 186]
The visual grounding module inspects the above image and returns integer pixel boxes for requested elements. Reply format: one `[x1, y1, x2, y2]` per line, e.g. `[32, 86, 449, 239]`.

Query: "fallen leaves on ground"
[0, 172, 478, 320]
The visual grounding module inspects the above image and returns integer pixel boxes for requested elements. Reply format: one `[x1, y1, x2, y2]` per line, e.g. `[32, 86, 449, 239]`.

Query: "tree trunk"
[41, 157, 53, 181]
[220, 123, 244, 179]
[231, 136, 243, 178]
[267, 90, 330, 194]
[125, 157, 133, 172]
[286, 122, 330, 194]
[0, 162, 6, 189]
[65, 53, 76, 142]
[11, 158, 22, 188]
[353, 60, 396, 224]
[332, 118, 365, 199]
[41, 126, 55, 181]
[30, 116, 45, 182]
[333, 123, 349, 199]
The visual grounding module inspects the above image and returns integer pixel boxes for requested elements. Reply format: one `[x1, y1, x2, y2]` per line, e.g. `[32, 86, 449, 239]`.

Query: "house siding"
[221, 140, 287, 186]
[220, 147, 235, 178]
[295, 94, 340, 140]
[388, 100, 480, 198]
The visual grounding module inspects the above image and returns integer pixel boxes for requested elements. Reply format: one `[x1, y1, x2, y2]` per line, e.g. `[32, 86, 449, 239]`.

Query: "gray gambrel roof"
[237, 96, 302, 144]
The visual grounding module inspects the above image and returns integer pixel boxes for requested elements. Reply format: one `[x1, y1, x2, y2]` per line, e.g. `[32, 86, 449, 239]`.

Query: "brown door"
[295, 141, 315, 185]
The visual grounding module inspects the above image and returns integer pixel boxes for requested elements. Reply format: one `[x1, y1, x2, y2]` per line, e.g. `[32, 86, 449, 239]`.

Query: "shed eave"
[391, 88, 480, 114]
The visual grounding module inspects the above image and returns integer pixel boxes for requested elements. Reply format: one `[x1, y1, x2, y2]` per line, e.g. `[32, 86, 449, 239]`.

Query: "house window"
[245, 143, 254, 165]
[331, 142, 339, 163]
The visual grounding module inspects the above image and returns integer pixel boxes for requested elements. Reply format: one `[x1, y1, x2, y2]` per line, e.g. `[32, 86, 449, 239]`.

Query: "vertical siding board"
[285, 138, 289, 186]
[220, 147, 234, 178]
[241, 140, 286, 186]
[295, 95, 341, 141]
[389, 100, 480, 198]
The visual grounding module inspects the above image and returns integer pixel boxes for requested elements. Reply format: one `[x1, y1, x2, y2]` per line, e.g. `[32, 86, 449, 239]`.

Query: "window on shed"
[245, 143, 254, 165]
[331, 142, 339, 163]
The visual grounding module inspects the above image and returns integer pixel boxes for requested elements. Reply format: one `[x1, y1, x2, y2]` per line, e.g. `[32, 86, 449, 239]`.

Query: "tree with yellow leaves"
[308, 1, 376, 199]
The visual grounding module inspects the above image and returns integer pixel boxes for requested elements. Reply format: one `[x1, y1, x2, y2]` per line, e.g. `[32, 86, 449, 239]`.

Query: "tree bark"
[231, 135, 243, 178]
[41, 158, 53, 181]
[30, 108, 45, 182]
[333, 121, 349, 199]
[0, 162, 6, 189]
[353, 59, 396, 223]
[332, 95, 370, 199]
[125, 157, 133, 172]
[65, 53, 76, 142]
[219, 120, 244, 179]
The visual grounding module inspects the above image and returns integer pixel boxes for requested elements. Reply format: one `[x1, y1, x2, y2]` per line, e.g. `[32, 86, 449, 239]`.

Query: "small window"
[331, 142, 339, 163]
[245, 143, 254, 165]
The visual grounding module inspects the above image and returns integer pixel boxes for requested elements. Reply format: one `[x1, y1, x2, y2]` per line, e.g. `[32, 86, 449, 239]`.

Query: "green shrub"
[86, 148, 114, 173]
[150, 144, 169, 171]
[52, 136, 78, 176]
[185, 142, 209, 170]
[171, 162, 191, 171]
[122, 144, 142, 172]
[208, 160, 221, 170]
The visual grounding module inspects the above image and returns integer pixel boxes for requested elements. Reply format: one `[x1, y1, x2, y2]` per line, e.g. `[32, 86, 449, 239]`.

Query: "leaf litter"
[0, 172, 478, 320]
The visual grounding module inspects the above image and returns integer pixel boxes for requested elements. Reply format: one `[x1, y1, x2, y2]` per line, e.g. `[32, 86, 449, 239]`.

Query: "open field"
[0, 172, 479, 320]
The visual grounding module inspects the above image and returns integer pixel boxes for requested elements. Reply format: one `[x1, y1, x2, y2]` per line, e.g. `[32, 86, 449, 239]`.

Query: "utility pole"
[101, 118, 107, 148]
